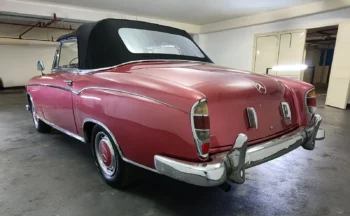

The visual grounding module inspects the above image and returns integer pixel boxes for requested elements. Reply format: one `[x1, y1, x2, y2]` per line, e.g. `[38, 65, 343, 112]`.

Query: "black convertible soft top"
[57, 19, 212, 70]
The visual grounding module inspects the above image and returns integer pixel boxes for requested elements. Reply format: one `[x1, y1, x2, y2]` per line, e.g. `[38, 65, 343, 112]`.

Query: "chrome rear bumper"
[154, 114, 324, 187]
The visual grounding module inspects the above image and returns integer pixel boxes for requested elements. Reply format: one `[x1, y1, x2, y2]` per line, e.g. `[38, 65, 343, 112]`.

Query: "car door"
[40, 39, 79, 134]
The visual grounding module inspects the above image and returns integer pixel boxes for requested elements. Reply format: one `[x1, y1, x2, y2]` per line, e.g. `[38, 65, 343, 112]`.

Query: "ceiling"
[306, 25, 338, 47]
[23, 0, 324, 25]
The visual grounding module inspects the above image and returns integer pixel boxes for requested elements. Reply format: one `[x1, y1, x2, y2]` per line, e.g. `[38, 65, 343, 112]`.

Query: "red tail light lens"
[193, 116, 210, 129]
[306, 89, 317, 114]
[191, 99, 210, 158]
[201, 143, 210, 155]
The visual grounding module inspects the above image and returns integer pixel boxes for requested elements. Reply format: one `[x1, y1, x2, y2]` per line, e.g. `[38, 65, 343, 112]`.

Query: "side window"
[56, 40, 78, 69]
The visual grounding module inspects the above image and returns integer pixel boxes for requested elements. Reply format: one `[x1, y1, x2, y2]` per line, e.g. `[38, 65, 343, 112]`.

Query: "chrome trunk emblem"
[281, 102, 292, 120]
[247, 107, 258, 129]
[255, 82, 267, 94]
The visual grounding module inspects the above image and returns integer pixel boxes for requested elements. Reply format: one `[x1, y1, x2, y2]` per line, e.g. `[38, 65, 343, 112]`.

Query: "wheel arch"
[82, 118, 158, 173]
[82, 119, 118, 147]
[26, 92, 33, 110]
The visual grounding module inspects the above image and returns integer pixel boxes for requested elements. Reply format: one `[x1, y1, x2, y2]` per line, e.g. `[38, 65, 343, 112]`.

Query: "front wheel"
[29, 97, 52, 133]
[92, 125, 135, 188]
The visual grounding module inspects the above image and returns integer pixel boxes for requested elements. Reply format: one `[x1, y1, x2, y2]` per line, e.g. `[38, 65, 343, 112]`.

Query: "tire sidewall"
[91, 125, 122, 182]
[29, 97, 39, 129]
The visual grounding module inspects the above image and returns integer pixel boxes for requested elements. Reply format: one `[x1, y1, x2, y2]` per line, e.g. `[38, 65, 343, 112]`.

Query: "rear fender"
[76, 88, 200, 169]
[267, 75, 315, 126]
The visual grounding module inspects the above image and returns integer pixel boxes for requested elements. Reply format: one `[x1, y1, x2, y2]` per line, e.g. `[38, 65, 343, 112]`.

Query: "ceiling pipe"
[0, 21, 74, 31]
[19, 13, 59, 39]
[42, 13, 57, 27]
[0, 36, 55, 43]
[0, 12, 83, 24]
[19, 21, 41, 39]
[0, 13, 75, 31]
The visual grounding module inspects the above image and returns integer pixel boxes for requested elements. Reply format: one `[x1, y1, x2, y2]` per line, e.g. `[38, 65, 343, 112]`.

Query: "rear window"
[119, 28, 204, 58]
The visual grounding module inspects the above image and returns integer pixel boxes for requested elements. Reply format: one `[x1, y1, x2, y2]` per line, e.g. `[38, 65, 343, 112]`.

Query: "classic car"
[26, 19, 325, 191]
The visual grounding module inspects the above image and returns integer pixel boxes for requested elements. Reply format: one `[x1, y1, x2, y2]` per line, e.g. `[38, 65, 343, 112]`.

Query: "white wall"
[1, 0, 200, 34]
[0, 24, 72, 87]
[200, 7, 350, 71]
[0, 40, 56, 87]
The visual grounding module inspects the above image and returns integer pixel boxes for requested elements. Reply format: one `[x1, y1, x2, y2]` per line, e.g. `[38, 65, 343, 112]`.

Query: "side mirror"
[37, 60, 45, 75]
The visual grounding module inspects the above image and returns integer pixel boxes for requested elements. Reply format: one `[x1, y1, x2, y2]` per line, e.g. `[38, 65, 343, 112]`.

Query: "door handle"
[63, 80, 73, 86]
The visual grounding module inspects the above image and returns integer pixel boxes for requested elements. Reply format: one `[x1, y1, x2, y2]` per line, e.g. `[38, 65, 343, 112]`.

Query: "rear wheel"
[29, 97, 52, 133]
[92, 125, 135, 188]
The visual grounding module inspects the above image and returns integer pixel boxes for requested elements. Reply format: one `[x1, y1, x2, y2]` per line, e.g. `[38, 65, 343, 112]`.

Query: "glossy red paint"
[26, 61, 315, 169]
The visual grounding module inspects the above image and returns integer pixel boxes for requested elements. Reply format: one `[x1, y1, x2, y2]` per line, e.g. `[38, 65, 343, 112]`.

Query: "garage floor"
[0, 90, 349, 216]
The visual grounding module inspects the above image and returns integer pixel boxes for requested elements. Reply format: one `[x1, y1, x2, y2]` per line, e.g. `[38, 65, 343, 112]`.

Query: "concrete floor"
[0, 90, 349, 216]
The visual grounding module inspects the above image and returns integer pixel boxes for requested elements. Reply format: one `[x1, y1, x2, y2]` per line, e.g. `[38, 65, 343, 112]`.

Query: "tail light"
[306, 89, 317, 114]
[191, 99, 210, 158]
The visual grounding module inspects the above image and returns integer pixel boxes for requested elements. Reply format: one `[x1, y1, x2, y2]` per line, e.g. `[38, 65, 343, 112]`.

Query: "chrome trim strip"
[77, 87, 187, 113]
[39, 117, 85, 143]
[193, 114, 209, 117]
[82, 118, 159, 173]
[26, 84, 78, 94]
[78, 59, 210, 74]
[26, 85, 186, 113]
[52, 68, 80, 74]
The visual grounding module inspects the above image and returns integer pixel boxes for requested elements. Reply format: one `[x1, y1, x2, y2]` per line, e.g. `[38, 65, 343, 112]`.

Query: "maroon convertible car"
[26, 19, 325, 190]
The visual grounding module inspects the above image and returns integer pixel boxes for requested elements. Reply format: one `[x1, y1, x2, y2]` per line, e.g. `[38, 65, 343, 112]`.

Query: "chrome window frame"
[52, 38, 79, 74]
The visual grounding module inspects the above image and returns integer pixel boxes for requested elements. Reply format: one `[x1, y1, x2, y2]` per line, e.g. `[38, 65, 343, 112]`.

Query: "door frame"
[252, 29, 306, 75]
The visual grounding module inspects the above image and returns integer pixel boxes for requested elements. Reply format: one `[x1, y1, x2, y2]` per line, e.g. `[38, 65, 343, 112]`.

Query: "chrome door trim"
[82, 118, 159, 173]
[26, 84, 79, 94]
[39, 117, 85, 143]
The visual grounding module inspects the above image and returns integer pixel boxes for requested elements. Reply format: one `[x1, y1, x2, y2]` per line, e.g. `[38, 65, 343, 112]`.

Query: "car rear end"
[154, 74, 324, 188]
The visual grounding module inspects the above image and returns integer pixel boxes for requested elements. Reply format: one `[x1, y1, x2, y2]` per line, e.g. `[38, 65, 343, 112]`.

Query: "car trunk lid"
[126, 62, 299, 147]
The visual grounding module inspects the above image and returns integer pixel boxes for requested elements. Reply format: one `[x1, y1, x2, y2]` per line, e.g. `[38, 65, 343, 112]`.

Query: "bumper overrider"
[154, 114, 324, 187]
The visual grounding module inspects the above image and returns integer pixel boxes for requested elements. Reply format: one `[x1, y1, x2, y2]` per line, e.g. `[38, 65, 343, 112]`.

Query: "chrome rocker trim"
[154, 114, 324, 187]
[39, 117, 86, 143]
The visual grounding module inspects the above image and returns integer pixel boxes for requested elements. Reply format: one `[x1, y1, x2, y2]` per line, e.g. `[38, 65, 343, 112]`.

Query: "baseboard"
[0, 86, 25, 90]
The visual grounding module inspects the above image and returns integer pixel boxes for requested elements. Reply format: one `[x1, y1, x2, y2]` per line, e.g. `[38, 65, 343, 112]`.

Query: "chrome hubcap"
[95, 132, 116, 176]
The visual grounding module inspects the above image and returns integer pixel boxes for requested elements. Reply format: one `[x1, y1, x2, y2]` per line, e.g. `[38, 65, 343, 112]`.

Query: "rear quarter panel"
[268, 75, 315, 126]
[75, 88, 199, 168]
